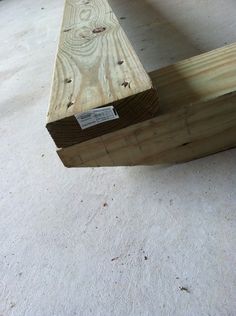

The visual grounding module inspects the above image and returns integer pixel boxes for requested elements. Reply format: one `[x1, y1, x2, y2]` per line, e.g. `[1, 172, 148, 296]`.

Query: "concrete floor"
[0, 0, 236, 315]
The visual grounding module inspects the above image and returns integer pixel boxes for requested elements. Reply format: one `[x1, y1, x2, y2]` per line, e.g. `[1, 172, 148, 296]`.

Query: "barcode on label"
[75, 106, 119, 130]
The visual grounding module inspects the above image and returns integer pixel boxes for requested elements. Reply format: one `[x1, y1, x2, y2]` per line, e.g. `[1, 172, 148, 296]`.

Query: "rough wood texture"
[46, 0, 159, 148]
[58, 44, 236, 167]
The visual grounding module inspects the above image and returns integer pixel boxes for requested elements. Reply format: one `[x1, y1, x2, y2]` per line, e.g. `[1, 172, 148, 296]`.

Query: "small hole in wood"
[118, 60, 124, 65]
[92, 27, 106, 34]
[121, 81, 131, 88]
[63, 28, 72, 33]
[122, 81, 129, 88]
[65, 78, 72, 83]
[67, 101, 74, 108]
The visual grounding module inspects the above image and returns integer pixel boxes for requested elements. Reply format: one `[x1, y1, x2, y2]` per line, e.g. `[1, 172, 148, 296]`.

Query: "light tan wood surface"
[58, 44, 236, 167]
[46, 0, 159, 148]
[150, 44, 236, 114]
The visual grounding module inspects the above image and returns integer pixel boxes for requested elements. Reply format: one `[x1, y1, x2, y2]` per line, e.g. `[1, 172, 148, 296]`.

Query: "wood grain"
[57, 44, 236, 167]
[46, 0, 158, 148]
[150, 43, 236, 114]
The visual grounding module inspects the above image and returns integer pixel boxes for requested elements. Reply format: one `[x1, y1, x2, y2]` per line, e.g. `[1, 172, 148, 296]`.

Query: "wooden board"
[46, 0, 159, 148]
[150, 44, 236, 114]
[58, 44, 236, 167]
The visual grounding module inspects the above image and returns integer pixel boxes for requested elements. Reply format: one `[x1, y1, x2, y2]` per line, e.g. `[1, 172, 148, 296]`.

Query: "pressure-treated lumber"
[46, 0, 159, 148]
[150, 43, 236, 114]
[58, 44, 236, 167]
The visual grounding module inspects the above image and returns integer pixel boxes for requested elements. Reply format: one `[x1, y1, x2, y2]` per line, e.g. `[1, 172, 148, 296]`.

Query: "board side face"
[46, 0, 158, 147]
[57, 91, 236, 167]
[150, 43, 236, 113]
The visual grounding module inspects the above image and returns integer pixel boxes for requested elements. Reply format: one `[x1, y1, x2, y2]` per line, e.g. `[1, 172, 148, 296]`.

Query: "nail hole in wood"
[122, 81, 129, 88]
[63, 28, 72, 33]
[92, 27, 106, 34]
[122, 81, 131, 88]
[65, 78, 72, 83]
[118, 60, 124, 65]
[67, 101, 74, 108]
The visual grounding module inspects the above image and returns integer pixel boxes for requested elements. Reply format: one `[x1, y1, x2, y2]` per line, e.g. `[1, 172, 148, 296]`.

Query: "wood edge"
[45, 0, 68, 126]
[46, 80, 155, 125]
[57, 91, 236, 167]
[46, 86, 159, 148]
[149, 42, 236, 81]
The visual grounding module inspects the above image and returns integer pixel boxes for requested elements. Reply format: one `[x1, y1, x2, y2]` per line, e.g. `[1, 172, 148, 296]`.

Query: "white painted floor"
[0, 0, 236, 315]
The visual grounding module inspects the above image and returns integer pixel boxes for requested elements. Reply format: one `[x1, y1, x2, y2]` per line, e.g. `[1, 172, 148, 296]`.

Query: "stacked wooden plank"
[47, 0, 236, 167]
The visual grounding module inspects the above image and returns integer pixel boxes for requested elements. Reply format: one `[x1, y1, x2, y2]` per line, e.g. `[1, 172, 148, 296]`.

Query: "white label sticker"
[75, 106, 119, 130]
